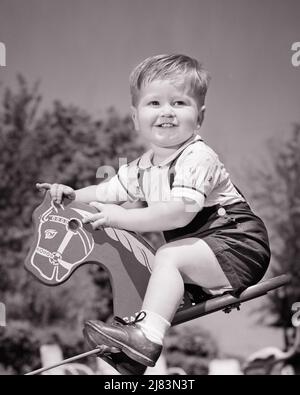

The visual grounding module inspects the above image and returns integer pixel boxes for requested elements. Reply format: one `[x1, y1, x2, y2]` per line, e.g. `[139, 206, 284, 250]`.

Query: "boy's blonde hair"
[129, 54, 210, 108]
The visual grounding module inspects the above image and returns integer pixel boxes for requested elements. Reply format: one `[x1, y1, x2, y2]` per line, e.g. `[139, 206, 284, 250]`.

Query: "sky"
[0, 0, 299, 363]
[0, 0, 299, 169]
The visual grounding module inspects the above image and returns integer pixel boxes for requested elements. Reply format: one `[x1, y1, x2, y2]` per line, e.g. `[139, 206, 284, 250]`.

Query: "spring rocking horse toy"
[25, 192, 290, 375]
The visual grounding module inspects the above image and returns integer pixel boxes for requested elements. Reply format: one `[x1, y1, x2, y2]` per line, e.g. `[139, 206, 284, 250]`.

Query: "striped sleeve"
[170, 146, 221, 208]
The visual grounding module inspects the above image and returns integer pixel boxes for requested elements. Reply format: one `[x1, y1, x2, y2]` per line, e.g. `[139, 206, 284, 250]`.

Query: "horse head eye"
[68, 219, 81, 232]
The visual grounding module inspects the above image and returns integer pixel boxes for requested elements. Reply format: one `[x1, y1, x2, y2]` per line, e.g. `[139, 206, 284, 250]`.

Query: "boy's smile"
[132, 80, 203, 156]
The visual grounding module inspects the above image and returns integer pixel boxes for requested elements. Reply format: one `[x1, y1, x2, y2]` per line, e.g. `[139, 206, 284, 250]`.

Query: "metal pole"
[25, 348, 102, 375]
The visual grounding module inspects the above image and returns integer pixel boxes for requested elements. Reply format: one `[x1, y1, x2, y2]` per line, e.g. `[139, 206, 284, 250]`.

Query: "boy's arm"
[118, 199, 201, 232]
[37, 165, 134, 205]
[121, 200, 147, 209]
[88, 198, 203, 232]
[74, 185, 98, 203]
[75, 181, 127, 205]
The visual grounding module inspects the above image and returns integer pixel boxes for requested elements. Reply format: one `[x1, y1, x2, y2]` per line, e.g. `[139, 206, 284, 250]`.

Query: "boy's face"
[132, 79, 203, 150]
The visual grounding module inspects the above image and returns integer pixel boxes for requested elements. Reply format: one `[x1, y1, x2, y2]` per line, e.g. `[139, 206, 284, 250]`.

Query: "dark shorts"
[163, 202, 271, 294]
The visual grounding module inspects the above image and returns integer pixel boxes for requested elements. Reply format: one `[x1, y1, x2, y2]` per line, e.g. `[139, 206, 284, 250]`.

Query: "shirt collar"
[138, 134, 203, 169]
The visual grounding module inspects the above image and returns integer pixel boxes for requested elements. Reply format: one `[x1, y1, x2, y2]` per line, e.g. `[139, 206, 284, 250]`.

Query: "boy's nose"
[159, 104, 175, 117]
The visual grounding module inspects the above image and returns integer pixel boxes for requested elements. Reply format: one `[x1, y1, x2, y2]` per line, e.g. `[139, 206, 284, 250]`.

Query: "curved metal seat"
[173, 274, 290, 325]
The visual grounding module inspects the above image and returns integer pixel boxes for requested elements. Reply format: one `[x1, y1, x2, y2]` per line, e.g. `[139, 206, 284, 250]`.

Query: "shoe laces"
[114, 311, 146, 326]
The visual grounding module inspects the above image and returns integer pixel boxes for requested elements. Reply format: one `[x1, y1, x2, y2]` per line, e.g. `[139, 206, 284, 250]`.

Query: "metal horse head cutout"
[25, 192, 155, 319]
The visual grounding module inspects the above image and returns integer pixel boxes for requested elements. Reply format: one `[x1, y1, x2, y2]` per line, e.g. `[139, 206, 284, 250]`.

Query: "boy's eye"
[173, 101, 186, 106]
[148, 101, 160, 106]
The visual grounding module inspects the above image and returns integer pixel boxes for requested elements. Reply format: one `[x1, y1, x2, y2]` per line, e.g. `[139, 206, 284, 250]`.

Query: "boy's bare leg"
[84, 238, 231, 367]
[142, 238, 231, 322]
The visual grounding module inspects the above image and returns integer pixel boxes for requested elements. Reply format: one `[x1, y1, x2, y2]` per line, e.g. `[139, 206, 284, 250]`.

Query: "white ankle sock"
[137, 310, 170, 345]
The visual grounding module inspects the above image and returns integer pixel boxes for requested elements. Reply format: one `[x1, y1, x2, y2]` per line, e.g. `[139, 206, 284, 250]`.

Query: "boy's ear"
[197, 105, 206, 128]
[131, 106, 139, 131]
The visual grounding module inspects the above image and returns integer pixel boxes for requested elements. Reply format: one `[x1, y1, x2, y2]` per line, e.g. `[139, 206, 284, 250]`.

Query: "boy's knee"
[154, 246, 179, 268]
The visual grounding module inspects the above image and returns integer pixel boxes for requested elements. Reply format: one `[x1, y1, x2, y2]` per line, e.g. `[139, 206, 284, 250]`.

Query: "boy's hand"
[82, 202, 126, 229]
[36, 183, 76, 204]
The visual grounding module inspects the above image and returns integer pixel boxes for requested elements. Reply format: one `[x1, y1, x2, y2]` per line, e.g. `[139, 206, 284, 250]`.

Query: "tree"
[0, 76, 146, 372]
[164, 324, 219, 375]
[248, 125, 300, 348]
[0, 76, 42, 294]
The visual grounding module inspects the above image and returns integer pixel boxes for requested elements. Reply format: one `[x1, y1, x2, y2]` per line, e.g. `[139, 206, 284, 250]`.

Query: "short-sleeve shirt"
[96, 134, 245, 209]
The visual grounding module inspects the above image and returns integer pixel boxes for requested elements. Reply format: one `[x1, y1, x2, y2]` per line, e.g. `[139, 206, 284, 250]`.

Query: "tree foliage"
[248, 125, 300, 343]
[0, 76, 146, 372]
[164, 325, 219, 375]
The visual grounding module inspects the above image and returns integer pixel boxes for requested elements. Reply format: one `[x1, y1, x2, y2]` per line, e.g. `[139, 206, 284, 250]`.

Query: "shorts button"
[217, 207, 226, 217]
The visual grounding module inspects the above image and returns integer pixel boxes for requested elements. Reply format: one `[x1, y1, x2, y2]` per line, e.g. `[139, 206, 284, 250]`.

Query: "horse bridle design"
[31, 201, 94, 282]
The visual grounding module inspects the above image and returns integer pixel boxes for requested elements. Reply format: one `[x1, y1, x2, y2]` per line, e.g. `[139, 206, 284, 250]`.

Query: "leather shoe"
[83, 326, 147, 375]
[84, 311, 162, 367]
